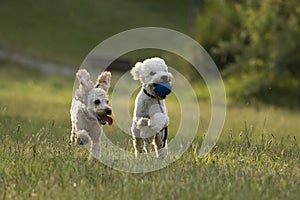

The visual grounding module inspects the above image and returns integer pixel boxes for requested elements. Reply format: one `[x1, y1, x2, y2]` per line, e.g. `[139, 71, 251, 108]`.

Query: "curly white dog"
[131, 57, 173, 158]
[70, 69, 113, 160]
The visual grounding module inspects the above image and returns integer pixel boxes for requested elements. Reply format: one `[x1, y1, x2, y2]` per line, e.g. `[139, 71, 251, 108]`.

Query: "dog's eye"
[150, 71, 156, 76]
[94, 100, 101, 105]
[106, 100, 109, 104]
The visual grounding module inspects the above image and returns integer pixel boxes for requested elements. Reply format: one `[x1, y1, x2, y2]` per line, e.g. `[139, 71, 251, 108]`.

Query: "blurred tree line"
[194, 0, 300, 107]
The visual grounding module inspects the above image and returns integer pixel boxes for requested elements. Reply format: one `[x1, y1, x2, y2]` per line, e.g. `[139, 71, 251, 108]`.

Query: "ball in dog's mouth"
[96, 114, 113, 125]
[153, 82, 172, 99]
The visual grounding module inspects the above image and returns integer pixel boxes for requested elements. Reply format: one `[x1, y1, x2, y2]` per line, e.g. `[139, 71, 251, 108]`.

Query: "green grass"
[0, 0, 190, 67]
[1, 129, 299, 199]
[0, 64, 300, 199]
[0, 61, 72, 123]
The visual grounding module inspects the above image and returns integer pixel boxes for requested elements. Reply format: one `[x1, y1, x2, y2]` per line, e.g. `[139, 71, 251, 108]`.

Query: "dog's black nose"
[105, 108, 112, 115]
[161, 75, 168, 82]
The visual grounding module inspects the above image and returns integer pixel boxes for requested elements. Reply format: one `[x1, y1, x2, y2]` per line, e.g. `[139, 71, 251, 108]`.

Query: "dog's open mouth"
[96, 114, 113, 125]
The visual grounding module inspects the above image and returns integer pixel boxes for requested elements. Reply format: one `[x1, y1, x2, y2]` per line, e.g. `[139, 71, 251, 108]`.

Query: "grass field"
[0, 63, 299, 199]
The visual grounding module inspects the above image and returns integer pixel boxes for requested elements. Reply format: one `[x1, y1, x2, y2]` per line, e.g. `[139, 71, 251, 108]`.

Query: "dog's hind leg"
[151, 136, 159, 158]
[153, 131, 168, 158]
[70, 126, 77, 143]
[133, 137, 146, 157]
[132, 125, 147, 156]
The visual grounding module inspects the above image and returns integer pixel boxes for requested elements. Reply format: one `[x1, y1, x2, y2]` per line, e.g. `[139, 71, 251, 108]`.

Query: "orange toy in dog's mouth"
[97, 114, 113, 125]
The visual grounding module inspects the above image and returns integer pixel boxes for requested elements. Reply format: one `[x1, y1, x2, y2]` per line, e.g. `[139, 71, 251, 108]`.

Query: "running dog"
[70, 69, 113, 160]
[131, 57, 173, 158]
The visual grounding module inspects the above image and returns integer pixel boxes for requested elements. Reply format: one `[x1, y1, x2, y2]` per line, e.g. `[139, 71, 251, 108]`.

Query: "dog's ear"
[75, 69, 94, 103]
[76, 69, 94, 91]
[95, 71, 111, 93]
[131, 62, 142, 81]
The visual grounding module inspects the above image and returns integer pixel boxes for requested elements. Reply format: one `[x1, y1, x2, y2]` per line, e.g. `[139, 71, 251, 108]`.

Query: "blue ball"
[154, 82, 172, 98]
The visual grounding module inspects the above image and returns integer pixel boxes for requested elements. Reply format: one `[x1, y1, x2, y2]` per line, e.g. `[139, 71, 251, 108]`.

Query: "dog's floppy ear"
[131, 62, 142, 81]
[95, 71, 111, 93]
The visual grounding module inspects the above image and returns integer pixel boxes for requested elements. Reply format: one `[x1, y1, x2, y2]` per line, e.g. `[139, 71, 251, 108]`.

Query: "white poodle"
[70, 69, 113, 160]
[131, 57, 173, 158]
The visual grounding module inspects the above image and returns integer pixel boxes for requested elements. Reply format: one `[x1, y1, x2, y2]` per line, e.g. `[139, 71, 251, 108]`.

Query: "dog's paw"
[158, 145, 168, 159]
[149, 113, 168, 132]
[76, 130, 91, 145]
[77, 137, 87, 145]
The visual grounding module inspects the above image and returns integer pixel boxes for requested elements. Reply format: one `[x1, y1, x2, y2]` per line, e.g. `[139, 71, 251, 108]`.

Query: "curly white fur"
[70, 69, 112, 161]
[131, 57, 173, 158]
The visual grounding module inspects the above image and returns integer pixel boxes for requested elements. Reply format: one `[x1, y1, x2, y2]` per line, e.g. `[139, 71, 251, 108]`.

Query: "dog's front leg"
[76, 130, 91, 146]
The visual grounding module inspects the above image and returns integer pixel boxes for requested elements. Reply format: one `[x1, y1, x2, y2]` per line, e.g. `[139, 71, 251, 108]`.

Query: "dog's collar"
[143, 88, 156, 99]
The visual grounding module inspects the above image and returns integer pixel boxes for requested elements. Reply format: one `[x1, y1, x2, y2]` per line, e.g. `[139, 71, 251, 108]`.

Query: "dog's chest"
[135, 94, 166, 118]
[139, 98, 154, 117]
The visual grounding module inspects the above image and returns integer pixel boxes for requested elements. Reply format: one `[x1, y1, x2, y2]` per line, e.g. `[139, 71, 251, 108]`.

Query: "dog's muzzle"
[96, 108, 113, 125]
[153, 82, 172, 99]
